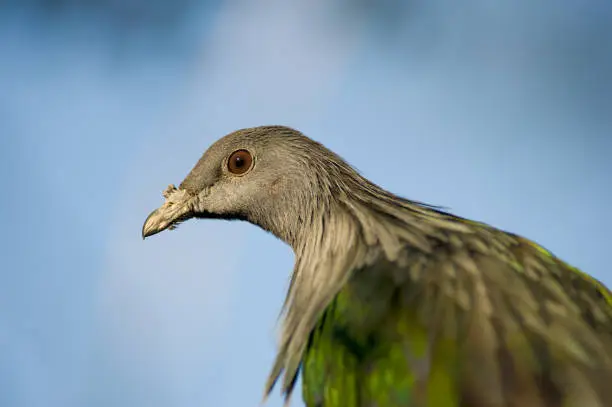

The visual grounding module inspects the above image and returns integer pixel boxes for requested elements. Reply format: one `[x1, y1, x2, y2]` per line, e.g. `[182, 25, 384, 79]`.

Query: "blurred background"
[1, 0, 611, 406]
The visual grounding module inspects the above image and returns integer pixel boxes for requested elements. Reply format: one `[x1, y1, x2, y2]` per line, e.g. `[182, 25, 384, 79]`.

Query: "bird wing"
[301, 236, 612, 407]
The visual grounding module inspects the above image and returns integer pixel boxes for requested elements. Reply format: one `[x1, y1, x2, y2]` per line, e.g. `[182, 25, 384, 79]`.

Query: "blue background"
[1, 1, 611, 406]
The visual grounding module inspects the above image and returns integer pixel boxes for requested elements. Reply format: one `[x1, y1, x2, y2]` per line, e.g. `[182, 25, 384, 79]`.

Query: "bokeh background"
[1, 1, 611, 406]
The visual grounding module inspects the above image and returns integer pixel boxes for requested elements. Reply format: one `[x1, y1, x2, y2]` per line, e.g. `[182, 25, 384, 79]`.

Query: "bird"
[142, 125, 612, 407]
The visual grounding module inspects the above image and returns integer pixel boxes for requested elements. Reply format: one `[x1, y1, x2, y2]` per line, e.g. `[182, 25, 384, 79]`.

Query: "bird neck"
[273, 177, 469, 258]
[274, 182, 476, 393]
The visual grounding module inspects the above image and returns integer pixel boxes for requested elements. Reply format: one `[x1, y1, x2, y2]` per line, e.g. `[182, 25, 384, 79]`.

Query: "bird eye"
[227, 149, 253, 175]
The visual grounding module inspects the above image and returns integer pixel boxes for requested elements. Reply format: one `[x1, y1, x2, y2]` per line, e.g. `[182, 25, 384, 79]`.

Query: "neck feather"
[266, 172, 474, 398]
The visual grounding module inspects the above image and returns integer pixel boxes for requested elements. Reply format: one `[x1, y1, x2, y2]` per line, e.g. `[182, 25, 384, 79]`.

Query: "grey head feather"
[141, 125, 473, 403]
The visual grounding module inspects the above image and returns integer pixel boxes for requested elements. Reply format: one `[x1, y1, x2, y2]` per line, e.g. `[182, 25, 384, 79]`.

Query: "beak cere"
[142, 185, 195, 239]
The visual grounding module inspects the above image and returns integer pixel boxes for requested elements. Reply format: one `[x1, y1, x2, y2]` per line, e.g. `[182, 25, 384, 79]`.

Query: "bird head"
[141, 125, 353, 245]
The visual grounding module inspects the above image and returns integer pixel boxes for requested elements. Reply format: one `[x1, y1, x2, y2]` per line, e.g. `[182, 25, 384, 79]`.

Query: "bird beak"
[142, 185, 195, 239]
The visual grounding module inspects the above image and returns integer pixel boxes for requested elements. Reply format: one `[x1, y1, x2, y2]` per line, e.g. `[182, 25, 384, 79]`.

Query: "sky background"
[1, 1, 611, 406]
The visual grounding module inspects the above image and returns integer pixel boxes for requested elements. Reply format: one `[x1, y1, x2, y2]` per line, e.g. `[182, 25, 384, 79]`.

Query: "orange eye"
[227, 149, 253, 175]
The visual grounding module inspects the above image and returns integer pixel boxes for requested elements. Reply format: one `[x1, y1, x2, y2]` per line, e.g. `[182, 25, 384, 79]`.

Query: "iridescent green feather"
[303, 284, 461, 407]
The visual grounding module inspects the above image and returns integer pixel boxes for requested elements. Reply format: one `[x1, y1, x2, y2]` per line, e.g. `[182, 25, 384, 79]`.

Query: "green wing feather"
[301, 230, 612, 407]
